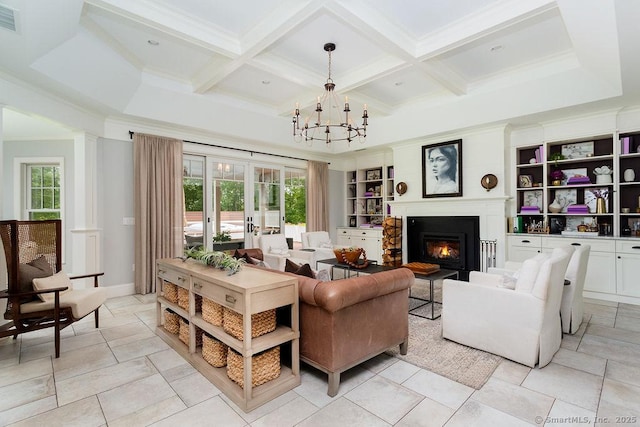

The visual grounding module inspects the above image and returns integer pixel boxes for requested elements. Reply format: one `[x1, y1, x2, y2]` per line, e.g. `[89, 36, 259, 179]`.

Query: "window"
[183, 156, 205, 249]
[26, 164, 62, 220]
[285, 168, 306, 244]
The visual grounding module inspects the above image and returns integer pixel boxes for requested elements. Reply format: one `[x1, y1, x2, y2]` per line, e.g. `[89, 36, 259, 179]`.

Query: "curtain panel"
[133, 133, 183, 294]
[306, 161, 329, 232]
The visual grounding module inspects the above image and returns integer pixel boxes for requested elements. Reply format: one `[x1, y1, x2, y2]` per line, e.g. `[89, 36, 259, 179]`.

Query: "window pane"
[30, 167, 42, 187]
[54, 189, 61, 209]
[42, 167, 54, 187]
[43, 189, 54, 209]
[31, 189, 42, 209]
[53, 167, 60, 187]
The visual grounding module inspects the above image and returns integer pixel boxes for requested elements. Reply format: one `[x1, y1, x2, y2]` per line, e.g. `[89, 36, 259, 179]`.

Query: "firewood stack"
[382, 216, 402, 267]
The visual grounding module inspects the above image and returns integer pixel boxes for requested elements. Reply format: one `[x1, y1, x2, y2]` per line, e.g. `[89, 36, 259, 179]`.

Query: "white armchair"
[487, 245, 591, 334]
[255, 234, 313, 271]
[442, 247, 572, 368]
[300, 231, 336, 269]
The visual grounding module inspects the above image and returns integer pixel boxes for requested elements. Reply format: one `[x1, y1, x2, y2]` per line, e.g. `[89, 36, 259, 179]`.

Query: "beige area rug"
[386, 279, 503, 390]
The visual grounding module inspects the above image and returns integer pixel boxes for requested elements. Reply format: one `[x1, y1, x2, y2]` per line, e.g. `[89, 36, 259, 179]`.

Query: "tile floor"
[1, 296, 640, 426]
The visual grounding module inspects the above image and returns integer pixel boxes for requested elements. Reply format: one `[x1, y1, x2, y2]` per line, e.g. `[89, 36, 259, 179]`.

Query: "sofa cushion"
[32, 271, 73, 302]
[285, 259, 315, 278]
[18, 255, 54, 296]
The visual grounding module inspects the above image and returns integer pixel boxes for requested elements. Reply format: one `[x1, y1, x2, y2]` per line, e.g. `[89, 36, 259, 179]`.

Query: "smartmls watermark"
[535, 415, 638, 424]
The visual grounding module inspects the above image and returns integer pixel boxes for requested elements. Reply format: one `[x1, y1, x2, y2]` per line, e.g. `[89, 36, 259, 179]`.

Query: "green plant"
[184, 248, 244, 275]
[213, 231, 231, 242]
[549, 152, 565, 163]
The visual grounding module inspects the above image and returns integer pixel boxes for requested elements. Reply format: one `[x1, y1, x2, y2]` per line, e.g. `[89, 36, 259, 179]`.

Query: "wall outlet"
[123, 217, 135, 226]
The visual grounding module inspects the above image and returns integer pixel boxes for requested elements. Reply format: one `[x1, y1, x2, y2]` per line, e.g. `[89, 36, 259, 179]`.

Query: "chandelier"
[292, 43, 368, 146]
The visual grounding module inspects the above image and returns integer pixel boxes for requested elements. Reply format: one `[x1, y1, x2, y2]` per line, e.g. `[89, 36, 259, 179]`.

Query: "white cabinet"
[506, 235, 541, 262]
[336, 227, 382, 263]
[616, 241, 640, 297]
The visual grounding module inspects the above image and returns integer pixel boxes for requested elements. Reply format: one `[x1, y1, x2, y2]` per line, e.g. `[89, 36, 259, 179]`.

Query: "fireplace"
[407, 216, 480, 280]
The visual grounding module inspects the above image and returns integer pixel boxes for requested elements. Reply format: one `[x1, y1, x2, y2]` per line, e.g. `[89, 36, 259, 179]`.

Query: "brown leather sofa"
[236, 248, 415, 396]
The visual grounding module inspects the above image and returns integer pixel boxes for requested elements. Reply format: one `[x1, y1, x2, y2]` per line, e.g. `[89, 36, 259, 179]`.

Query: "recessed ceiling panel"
[357, 66, 443, 107]
[436, 9, 572, 82]
[364, 0, 501, 39]
[154, 0, 283, 36]
[86, 9, 223, 81]
[264, 12, 388, 78]
[215, 64, 307, 107]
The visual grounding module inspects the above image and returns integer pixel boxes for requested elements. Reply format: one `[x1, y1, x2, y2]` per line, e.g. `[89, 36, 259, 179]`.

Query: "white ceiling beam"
[418, 60, 467, 96]
[81, 14, 144, 71]
[191, 0, 326, 94]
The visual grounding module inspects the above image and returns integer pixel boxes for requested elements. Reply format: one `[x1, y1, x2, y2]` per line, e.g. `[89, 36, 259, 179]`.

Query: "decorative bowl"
[333, 248, 363, 264]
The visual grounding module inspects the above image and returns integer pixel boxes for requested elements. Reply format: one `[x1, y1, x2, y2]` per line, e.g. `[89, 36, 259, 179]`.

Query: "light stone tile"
[135, 293, 157, 304]
[584, 298, 617, 307]
[470, 377, 554, 424]
[19, 326, 76, 348]
[97, 373, 176, 422]
[9, 395, 105, 427]
[345, 376, 423, 424]
[72, 313, 141, 335]
[360, 352, 398, 374]
[586, 324, 640, 346]
[402, 369, 474, 410]
[561, 334, 581, 351]
[589, 315, 616, 328]
[546, 399, 596, 426]
[56, 357, 158, 406]
[135, 308, 157, 327]
[99, 321, 153, 343]
[615, 315, 640, 333]
[551, 348, 607, 376]
[105, 330, 156, 349]
[379, 359, 421, 384]
[52, 343, 117, 381]
[598, 378, 640, 417]
[606, 360, 640, 388]
[578, 333, 640, 364]
[109, 336, 169, 362]
[20, 331, 105, 363]
[584, 303, 618, 318]
[395, 396, 454, 427]
[574, 321, 589, 338]
[0, 374, 54, 412]
[522, 363, 603, 412]
[148, 348, 197, 382]
[618, 303, 640, 317]
[109, 302, 156, 317]
[250, 396, 318, 427]
[490, 359, 530, 385]
[149, 396, 246, 427]
[0, 395, 57, 427]
[0, 339, 20, 368]
[104, 295, 143, 310]
[107, 395, 186, 427]
[296, 397, 390, 427]
[220, 390, 300, 424]
[293, 364, 374, 408]
[445, 399, 531, 427]
[169, 371, 220, 407]
[0, 357, 51, 388]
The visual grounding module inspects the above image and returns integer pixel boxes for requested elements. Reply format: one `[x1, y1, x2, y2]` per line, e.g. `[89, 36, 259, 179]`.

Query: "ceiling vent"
[0, 4, 17, 32]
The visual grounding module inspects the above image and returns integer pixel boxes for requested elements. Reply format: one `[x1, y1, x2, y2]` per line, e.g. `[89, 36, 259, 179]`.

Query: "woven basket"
[202, 334, 228, 368]
[223, 308, 276, 341]
[163, 282, 178, 303]
[227, 346, 280, 388]
[177, 287, 189, 310]
[202, 297, 223, 326]
[178, 318, 203, 346]
[164, 309, 179, 334]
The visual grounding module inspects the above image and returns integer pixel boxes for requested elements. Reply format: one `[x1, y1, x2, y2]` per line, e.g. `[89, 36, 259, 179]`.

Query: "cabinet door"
[509, 246, 541, 262]
[336, 235, 351, 246]
[616, 253, 640, 297]
[584, 251, 616, 294]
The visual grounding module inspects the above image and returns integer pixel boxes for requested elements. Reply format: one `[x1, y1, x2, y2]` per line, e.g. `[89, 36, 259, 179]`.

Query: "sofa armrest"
[311, 268, 414, 313]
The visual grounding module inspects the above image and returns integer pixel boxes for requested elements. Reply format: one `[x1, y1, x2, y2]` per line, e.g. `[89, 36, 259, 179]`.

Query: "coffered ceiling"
[1, 0, 639, 154]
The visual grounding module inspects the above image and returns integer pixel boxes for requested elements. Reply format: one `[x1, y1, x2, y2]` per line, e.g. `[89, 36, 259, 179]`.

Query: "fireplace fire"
[422, 232, 465, 270]
[427, 241, 460, 260]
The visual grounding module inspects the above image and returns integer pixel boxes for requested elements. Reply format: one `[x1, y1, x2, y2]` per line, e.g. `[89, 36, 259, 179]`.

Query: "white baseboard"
[104, 283, 136, 298]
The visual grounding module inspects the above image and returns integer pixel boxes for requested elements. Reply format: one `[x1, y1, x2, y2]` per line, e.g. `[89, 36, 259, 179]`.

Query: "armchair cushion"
[32, 271, 72, 302]
[514, 258, 541, 293]
[18, 255, 53, 295]
[21, 287, 106, 319]
[307, 232, 331, 248]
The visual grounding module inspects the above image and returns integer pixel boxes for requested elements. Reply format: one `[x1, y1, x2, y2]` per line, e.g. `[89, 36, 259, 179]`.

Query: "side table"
[409, 269, 458, 320]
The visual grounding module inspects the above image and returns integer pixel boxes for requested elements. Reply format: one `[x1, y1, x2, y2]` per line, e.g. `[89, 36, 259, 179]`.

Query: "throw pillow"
[514, 258, 540, 293]
[284, 259, 315, 278]
[18, 255, 54, 297]
[241, 253, 258, 265]
[315, 268, 331, 282]
[32, 271, 73, 303]
[497, 273, 517, 289]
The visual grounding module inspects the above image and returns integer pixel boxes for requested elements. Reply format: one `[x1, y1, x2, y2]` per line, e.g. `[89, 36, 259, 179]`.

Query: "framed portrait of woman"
[422, 139, 462, 198]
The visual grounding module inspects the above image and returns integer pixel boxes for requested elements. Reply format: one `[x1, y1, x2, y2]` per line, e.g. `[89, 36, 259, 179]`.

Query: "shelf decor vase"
[549, 199, 562, 213]
[594, 166, 613, 184]
[596, 197, 606, 214]
[624, 168, 635, 182]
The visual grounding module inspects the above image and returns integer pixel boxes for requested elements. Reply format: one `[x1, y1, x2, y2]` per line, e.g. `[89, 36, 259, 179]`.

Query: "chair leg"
[327, 371, 340, 397]
[54, 293, 61, 358]
[94, 307, 100, 328]
[400, 338, 408, 355]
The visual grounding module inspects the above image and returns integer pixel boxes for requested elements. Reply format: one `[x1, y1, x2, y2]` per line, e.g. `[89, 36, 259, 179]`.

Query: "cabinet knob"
[522, 240, 530, 243]
[632, 246, 640, 250]
[194, 282, 202, 289]
[178, 276, 186, 282]
[571, 243, 581, 246]
[158, 269, 165, 274]
[225, 295, 236, 305]
[618, 256, 621, 259]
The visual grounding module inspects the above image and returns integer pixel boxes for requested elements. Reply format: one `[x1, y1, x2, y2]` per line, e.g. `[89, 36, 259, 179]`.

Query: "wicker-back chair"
[0, 220, 105, 358]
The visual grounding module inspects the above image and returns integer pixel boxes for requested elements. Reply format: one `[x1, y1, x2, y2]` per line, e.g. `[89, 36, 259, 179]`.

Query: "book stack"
[566, 204, 589, 214]
[534, 145, 544, 163]
[567, 176, 591, 184]
[621, 136, 630, 154]
[520, 206, 541, 214]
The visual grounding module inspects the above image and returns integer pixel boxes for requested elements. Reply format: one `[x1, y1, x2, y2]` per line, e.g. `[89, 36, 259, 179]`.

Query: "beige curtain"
[133, 133, 183, 294]
[306, 161, 329, 231]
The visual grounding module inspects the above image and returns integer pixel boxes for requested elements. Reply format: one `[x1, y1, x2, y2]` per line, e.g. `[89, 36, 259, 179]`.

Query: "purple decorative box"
[567, 176, 591, 184]
[566, 204, 589, 214]
[520, 206, 540, 214]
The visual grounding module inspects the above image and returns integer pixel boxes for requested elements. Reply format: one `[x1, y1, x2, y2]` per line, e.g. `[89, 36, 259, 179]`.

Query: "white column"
[70, 133, 101, 286]
[0, 105, 4, 217]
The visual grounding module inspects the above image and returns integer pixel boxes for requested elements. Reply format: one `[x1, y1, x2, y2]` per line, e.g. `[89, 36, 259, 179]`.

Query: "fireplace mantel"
[389, 197, 508, 266]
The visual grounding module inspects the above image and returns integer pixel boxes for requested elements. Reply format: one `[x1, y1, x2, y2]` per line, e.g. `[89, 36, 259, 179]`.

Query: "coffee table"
[316, 258, 458, 320]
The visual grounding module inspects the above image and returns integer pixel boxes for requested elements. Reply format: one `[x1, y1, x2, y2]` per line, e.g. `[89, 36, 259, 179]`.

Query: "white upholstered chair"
[255, 234, 313, 271]
[300, 231, 336, 269]
[442, 246, 572, 368]
[487, 245, 591, 334]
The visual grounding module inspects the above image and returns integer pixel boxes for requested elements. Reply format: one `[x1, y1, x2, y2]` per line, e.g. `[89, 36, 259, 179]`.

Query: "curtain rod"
[128, 131, 327, 163]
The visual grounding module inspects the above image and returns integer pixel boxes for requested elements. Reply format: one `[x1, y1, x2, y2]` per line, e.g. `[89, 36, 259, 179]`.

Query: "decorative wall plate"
[395, 181, 407, 195]
[481, 174, 498, 191]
